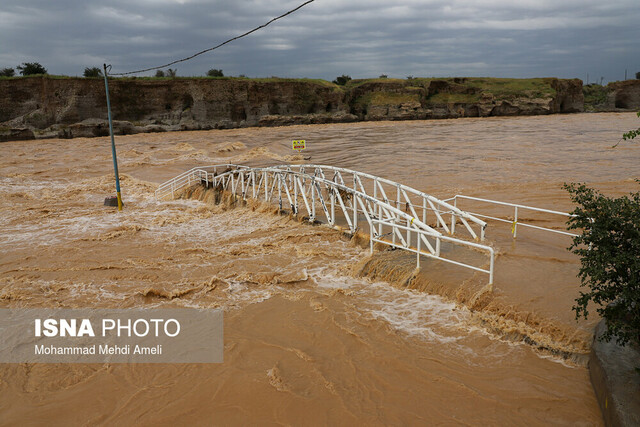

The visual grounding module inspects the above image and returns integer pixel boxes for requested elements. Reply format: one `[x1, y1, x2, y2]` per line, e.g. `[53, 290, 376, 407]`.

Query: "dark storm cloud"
[1, 0, 638, 82]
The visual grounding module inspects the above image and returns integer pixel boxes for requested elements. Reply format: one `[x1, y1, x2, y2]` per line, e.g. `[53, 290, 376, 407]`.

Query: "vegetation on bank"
[583, 84, 609, 111]
[353, 91, 420, 111]
[623, 111, 640, 141]
[340, 76, 562, 108]
[566, 182, 640, 348]
[566, 113, 640, 348]
[0, 73, 337, 86]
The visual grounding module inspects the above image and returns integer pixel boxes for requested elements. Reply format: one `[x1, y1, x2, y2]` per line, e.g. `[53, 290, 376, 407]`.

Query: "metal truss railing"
[277, 165, 488, 242]
[155, 164, 495, 284]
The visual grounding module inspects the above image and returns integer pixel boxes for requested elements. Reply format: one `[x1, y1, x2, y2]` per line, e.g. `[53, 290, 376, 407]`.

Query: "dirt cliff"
[348, 77, 584, 121]
[1, 76, 586, 141]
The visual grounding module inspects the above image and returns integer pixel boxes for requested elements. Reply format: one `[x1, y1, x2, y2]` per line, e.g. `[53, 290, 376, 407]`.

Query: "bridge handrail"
[446, 194, 579, 238]
[372, 218, 495, 285]
[155, 164, 249, 200]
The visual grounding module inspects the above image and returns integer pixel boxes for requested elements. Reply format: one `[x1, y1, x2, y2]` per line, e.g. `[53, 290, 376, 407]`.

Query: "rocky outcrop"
[550, 78, 584, 113]
[0, 128, 35, 142]
[0, 76, 588, 141]
[347, 77, 584, 121]
[584, 80, 640, 112]
[609, 80, 640, 110]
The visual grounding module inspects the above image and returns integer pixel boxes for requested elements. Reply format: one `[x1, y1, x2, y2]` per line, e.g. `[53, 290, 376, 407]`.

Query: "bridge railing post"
[416, 230, 421, 268]
[370, 219, 374, 255]
[330, 186, 335, 226]
[423, 198, 427, 227]
[278, 173, 282, 210]
[377, 202, 382, 237]
[373, 178, 377, 201]
[451, 196, 457, 235]
[311, 177, 316, 222]
[352, 175, 357, 232]
[293, 175, 298, 214]
[264, 171, 268, 201]
[489, 249, 495, 285]
[392, 216, 396, 245]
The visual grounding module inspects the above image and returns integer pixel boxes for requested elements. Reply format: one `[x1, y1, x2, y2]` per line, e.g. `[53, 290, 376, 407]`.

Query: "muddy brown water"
[1, 112, 638, 425]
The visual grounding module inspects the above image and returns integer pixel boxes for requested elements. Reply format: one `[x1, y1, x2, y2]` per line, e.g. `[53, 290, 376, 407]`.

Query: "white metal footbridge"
[156, 164, 497, 284]
[154, 164, 578, 286]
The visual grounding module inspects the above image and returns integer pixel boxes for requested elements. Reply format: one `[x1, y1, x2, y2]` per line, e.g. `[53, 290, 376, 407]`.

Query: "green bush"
[83, 67, 102, 78]
[207, 69, 224, 77]
[332, 74, 351, 86]
[564, 182, 640, 347]
[0, 67, 15, 77]
[17, 62, 47, 76]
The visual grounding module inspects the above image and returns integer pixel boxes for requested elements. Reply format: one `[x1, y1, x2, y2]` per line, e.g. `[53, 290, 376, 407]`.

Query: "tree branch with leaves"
[622, 111, 640, 141]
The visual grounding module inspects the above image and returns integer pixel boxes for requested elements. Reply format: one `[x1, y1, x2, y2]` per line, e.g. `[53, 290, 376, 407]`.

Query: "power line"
[109, 0, 315, 76]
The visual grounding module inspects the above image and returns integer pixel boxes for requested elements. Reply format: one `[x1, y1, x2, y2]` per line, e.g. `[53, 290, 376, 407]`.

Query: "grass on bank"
[339, 76, 558, 106]
[354, 92, 420, 110]
[0, 74, 563, 96]
[0, 75, 578, 108]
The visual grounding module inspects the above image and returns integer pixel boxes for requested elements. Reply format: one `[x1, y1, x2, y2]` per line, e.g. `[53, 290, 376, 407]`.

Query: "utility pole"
[102, 64, 123, 211]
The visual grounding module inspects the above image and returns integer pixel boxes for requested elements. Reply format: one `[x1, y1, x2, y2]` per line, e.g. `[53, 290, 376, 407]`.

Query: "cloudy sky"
[1, 0, 638, 83]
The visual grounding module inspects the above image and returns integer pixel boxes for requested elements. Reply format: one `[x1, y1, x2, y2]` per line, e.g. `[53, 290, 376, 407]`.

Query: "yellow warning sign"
[292, 140, 306, 151]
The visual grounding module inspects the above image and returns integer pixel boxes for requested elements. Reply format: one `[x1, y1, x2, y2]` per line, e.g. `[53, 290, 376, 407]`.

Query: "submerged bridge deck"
[155, 164, 578, 286]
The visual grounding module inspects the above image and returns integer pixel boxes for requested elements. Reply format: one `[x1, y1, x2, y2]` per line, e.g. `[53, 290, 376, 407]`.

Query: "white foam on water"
[313, 272, 354, 290]
[0, 213, 123, 251]
[150, 212, 268, 245]
[0, 177, 73, 194]
[67, 281, 129, 303]
[225, 280, 275, 305]
[0, 223, 64, 249]
[362, 283, 471, 343]
[309, 267, 470, 344]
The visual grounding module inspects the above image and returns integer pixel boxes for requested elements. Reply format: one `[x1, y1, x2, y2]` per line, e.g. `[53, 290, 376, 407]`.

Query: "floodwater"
[1, 112, 638, 425]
